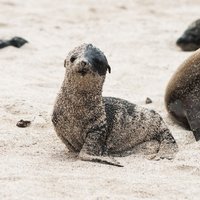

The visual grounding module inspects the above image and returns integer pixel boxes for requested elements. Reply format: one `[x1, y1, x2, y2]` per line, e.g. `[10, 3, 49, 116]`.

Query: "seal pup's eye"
[70, 56, 77, 63]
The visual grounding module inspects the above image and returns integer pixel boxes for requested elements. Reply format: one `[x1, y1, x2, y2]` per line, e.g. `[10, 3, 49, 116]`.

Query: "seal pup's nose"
[77, 59, 90, 76]
[80, 60, 88, 67]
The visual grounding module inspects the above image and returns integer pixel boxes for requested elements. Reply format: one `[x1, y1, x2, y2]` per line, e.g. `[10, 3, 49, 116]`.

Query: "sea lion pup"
[165, 48, 200, 141]
[52, 44, 178, 167]
[176, 19, 200, 51]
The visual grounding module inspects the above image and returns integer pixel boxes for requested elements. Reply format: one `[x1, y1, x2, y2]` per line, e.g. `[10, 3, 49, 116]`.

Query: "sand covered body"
[0, 0, 200, 199]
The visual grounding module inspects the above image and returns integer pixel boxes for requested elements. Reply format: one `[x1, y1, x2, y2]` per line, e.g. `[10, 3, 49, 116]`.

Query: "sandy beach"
[0, 0, 200, 199]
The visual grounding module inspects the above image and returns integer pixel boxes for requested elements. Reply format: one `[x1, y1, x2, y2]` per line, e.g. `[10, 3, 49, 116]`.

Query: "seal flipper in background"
[79, 131, 123, 167]
[0, 40, 10, 48]
[9, 37, 28, 48]
[184, 99, 200, 141]
[0, 37, 28, 49]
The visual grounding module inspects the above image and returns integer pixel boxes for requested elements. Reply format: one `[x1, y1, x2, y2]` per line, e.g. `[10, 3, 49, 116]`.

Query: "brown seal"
[165, 48, 200, 141]
[52, 44, 178, 167]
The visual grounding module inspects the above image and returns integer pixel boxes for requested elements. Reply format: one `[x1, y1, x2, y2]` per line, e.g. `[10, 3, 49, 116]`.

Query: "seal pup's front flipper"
[79, 152, 123, 167]
[185, 105, 200, 141]
[79, 131, 123, 167]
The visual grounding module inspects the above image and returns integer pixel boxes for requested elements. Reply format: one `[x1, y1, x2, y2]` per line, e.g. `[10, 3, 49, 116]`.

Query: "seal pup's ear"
[107, 65, 111, 73]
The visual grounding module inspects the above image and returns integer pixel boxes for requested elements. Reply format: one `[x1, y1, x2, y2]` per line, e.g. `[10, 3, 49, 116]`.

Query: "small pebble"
[16, 119, 31, 128]
[145, 97, 152, 104]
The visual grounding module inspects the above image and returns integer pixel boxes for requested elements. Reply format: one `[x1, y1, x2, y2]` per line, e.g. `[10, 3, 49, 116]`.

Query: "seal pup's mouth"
[77, 68, 88, 76]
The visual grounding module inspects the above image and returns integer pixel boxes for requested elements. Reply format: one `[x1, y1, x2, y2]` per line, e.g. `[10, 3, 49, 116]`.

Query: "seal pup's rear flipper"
[185, 108, 200, 141]
[79, 131, 123, 167]
[154, 128, 178, 160]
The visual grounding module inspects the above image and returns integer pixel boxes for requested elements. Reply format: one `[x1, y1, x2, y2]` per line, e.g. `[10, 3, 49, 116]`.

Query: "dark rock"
[16, 119, 31, 128]
[145, 97, 152, 104]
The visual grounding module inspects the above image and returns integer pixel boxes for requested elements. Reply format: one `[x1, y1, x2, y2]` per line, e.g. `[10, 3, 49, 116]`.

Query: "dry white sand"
[1, 0, 200, 199]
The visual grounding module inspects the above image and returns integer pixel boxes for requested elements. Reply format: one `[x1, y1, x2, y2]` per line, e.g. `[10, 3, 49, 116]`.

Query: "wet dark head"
[65, 44, 111, 76]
